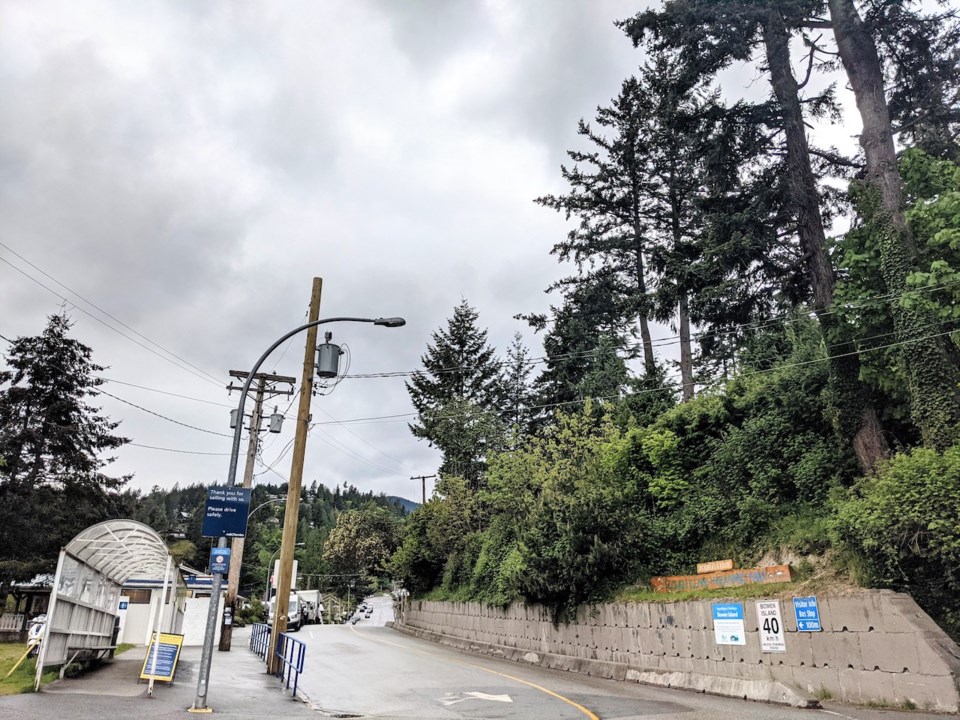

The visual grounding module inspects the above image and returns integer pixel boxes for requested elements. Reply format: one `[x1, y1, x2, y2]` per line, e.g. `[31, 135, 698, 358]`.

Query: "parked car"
[267, 592, 303, 632]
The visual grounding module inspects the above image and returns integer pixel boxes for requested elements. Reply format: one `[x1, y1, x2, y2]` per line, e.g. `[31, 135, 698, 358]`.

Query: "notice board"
[139, 632, 184, 683]
[201, 486, 252, 538]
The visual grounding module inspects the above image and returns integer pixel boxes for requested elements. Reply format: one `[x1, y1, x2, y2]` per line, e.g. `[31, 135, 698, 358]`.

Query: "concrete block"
[860, 630, 921, 673]
[837, 668, 894, 706]
[793, 664, 841, 699]
[893, 671, 960, 713]
[672, 627, 693, 658]
[823, 594, 880, 633]
[626, 602, 652, 629]
[809, 628, 862, 670]
[687, 601, 710, 631]
[660, 655, 695, 673]
[689, 629, 712, 660]
[916, 636, 954, 676]
[879, 592, 922, 634]
[610, 602, 628, 627]
[784, 631, 814, 668]
[767, 663, 796, 687]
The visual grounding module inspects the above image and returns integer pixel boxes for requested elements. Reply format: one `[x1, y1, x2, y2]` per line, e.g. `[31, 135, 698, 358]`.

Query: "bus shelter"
[34, 520, 176, 689]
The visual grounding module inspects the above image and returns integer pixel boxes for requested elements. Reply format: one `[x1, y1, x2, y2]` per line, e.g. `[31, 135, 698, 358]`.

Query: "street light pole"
[263, 541, 304, 602]
[190, 308, 405, 712]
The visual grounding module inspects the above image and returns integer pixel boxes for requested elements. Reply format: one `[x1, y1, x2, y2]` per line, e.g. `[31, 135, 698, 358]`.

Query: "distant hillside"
[387, 495, 420, 513]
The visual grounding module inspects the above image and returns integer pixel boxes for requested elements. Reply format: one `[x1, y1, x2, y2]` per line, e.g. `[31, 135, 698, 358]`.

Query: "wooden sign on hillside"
[652, 564, 792, 593]
[696, 559, 734, 574]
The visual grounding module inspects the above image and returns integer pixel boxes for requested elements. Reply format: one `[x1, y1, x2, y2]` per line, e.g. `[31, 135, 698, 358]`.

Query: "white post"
[146, 554, 173, 698]
[34, 549, 66, 691]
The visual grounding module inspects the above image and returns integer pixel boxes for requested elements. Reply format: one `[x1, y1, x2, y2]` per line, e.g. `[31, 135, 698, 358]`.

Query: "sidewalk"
[0, 627, 317, 720]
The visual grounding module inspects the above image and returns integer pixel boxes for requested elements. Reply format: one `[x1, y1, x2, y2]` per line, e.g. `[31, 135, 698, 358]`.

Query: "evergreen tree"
[621, 1, 892, 469]
[827, 0, 960, 449]
[407, 300, 505, 483]
[502, 332, 536, 439]
[862, 1, 960, 161]
[0, 313, 130, 579]
[526, 271, 629, 424]
[535, 82, 661, 375]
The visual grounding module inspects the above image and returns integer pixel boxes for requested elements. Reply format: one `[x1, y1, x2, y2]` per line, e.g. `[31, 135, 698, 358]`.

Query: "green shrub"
[832, 444, 960, 637]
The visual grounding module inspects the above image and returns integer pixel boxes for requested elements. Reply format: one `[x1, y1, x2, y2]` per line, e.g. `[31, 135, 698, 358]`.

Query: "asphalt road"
[295, 595, 944, 720]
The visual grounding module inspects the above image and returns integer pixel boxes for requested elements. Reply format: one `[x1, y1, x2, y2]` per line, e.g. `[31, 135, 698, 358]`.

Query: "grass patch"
[615, 582, 797, 604]
[0, 643, 58, 695]
[114, 643, 136, 656]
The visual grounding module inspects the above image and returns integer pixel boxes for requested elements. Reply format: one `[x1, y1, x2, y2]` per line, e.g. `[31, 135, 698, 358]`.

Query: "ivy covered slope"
[393, 0, 960, 637]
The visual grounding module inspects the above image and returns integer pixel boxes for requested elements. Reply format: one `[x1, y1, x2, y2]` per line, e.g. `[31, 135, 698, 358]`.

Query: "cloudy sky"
[0, 0, 876, 502]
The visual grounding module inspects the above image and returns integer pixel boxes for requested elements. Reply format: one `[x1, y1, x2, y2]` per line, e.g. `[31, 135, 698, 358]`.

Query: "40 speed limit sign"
[756, 600, 787, 653]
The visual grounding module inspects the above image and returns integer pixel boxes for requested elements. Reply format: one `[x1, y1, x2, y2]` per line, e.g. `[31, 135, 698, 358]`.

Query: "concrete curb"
[387, 621, 819, 709]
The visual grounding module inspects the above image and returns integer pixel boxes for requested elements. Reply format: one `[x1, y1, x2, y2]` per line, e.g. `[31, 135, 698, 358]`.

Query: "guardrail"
[248, 623, 306, 698]
[249, 622, 270, 661]
[274, 632, 306, 697]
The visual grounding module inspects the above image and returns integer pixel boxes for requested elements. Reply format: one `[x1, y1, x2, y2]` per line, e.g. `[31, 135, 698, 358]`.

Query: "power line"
[341, 278, 960, 380]
[0, 248, 223, 388]
[313, 405, 413, 471]
[129, 442, 230, 456]
[100, 377, 233, 408]
[95, 388, 232, 438]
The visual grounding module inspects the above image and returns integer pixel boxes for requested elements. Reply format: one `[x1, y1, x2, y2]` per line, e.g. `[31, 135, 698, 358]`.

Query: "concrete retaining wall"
[392, 591, 960, 711]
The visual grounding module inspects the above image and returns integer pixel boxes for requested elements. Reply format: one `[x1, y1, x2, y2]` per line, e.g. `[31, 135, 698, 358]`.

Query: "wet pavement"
[0, 626, 316, 720]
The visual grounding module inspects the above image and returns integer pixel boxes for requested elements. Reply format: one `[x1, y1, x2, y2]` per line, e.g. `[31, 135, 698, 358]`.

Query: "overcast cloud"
[0, 0, 884, 502]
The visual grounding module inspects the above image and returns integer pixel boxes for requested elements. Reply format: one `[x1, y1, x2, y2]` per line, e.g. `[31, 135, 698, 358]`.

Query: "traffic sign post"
[756, 600, 786, 652]
[209, 548, 230, 576]
[201, 486, 252, 538]
[712, 603, 746, 645]
[793, 596, 822, 632]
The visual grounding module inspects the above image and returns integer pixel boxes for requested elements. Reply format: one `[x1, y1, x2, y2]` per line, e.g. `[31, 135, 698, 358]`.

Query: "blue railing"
[274, 632, 306, 697]
[248, 623, 306, 698]
[249, 622, 271, 660]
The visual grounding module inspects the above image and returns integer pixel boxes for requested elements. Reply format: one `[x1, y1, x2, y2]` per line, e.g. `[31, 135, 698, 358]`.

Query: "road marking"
[438, 691, 513, 706]
[349, 625, 600, 720]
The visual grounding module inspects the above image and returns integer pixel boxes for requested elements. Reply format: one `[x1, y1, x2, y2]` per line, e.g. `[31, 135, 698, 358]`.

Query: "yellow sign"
[139, 632, 184, 683]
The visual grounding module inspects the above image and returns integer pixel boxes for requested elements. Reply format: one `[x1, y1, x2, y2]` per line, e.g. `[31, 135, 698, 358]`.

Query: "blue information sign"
[209, 547, 231, 575]
[200, 486, 252, 538]
[793, 596, 822, 632]
[712, 603, 746, 645]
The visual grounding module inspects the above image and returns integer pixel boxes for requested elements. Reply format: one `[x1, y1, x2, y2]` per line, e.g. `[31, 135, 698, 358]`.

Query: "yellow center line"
[348, 624, 600, 720]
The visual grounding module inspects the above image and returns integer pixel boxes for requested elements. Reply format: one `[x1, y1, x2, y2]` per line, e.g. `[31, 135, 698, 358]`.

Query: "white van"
[267, 593, 303, 632]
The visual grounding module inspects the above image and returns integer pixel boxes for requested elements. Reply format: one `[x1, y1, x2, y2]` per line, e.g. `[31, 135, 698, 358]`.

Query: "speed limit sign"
[756, 600, 786, 653]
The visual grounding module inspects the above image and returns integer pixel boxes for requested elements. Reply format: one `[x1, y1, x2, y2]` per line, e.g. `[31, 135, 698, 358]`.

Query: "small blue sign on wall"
[793, 596, 822, 632]
[209, 547, 231, 576]
[201, 486, 252, 538]
[712, 602, 746, 645]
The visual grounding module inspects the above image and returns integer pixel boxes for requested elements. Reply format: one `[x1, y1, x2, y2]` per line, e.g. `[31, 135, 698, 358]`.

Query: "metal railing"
[274, 632, 306, 697]
[249, 622, 271, 660]
[248, 623, 306, 698]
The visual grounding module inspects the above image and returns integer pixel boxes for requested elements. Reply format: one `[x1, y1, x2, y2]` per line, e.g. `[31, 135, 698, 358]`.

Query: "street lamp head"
[373, 317, 406, 328]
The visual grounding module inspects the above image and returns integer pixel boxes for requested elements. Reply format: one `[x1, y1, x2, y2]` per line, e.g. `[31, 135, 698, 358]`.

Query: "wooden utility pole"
[219, 371, 295, 651]
[268, 277, 322, 674]
[410, 474, 436, 505]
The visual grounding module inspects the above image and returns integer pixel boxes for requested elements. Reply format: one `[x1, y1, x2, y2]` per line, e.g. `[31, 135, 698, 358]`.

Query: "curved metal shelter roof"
[64, 519, 172, 584]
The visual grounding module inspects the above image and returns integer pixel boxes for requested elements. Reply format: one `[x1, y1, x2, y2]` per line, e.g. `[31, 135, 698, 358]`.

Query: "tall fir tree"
[406, 300, 505, 485]
[502, 332, 536, 440]
[526, 271, 630, 424]
[827, 0, 960, 449]
[0, 313, 130, 579]
[535, 81, 661, 376]
[621, 0, 892, 469]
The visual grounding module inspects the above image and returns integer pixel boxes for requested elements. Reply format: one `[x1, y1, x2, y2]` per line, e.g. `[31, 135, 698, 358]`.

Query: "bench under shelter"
[33, 519, 177, 688]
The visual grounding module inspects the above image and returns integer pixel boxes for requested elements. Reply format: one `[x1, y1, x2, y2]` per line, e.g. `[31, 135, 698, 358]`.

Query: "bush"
[832, 444, 960, 637]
